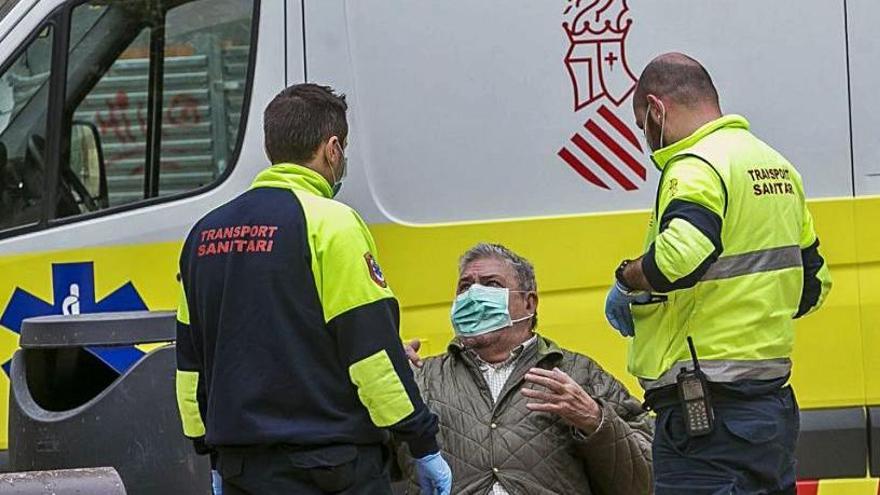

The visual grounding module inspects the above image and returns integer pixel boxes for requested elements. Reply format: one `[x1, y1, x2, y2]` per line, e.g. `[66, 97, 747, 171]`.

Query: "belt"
[644, 376, 790, 411]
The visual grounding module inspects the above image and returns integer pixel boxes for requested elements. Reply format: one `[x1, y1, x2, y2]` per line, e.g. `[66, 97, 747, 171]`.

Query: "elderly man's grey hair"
[459, 243, 538, 329]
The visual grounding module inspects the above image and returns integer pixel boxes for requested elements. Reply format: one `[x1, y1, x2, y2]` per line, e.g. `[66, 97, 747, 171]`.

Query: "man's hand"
[522, 367, 603, 434]
[404, 339, 423, 368]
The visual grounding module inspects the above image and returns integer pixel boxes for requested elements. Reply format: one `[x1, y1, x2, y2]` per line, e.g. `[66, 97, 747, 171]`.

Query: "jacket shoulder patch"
[364, 253, 387, 288]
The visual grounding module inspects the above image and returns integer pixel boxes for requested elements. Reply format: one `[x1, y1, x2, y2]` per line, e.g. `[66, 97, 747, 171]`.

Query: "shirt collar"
[650, 114, 749, 171]
[470, 334, 538, 370]
[250, 163, 333, 198]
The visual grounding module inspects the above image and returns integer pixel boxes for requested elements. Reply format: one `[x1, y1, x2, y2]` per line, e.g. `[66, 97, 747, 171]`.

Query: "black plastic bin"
[8, 311, 210, 495]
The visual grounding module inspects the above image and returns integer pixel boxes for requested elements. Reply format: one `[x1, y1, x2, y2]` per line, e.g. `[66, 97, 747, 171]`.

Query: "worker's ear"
[646, 94, 665, 123]
[321, 137, 335, 164]
[325, 136, 345, 164]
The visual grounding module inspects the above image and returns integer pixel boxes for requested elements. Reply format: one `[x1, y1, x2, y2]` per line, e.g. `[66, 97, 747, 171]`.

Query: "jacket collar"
[651, 114, 749, 171]
[449, 332, 564, 367]
[250, 163, 333, 198]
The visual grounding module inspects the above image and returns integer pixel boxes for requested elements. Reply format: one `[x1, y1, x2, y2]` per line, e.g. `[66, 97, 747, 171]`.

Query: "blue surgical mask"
[450, 284, 534, 337]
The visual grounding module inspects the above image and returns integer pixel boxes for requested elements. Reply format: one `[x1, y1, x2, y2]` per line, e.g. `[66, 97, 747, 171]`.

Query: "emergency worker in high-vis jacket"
[175, 84, 451, 495]
[604, 53, 832, 494]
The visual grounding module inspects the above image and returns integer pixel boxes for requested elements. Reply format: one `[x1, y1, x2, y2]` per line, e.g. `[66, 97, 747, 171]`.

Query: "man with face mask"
[605, 53, 832, 494]
[398, 243, 653, 494]
[175, 84, 451, 494]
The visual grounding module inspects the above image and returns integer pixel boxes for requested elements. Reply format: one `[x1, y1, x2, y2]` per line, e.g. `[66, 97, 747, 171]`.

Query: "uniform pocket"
[631, 299, 670, 336]
[308, 461, 357, 493]
[655, 478, 736, 495]
[216, 452, 243, 480]
[287, 445, 359, 493]
[658, 408, 689, 455]
[722, 414, 780, 444]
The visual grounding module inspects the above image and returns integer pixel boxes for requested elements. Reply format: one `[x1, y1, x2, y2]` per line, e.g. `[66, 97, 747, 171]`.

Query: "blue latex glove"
[211, 469, 223, 495]
[413, 451, 452, 495]
[605, 281, 651, 337]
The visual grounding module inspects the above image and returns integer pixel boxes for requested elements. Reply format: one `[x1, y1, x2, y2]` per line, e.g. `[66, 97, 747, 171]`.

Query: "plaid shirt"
[469, 335, 538, 495]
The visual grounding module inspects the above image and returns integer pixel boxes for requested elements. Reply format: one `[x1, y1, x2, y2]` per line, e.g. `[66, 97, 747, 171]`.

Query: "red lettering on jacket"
[195, 224, 280, 257]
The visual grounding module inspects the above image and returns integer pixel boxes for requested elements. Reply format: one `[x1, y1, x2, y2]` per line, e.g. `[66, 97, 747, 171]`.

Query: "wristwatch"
[615, 259, 633, 288]
[615, 259, 647, 296]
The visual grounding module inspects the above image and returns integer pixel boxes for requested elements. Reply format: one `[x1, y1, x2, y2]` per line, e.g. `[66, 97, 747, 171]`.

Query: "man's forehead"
[459, 257, 515, 280]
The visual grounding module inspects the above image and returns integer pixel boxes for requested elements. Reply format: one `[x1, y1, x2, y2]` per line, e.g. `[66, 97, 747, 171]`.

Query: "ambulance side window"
[67, 13, 151, 210]
[56, 0, 256, 219]
[0, 25, 53, 231]
[158, 0, 255, 199]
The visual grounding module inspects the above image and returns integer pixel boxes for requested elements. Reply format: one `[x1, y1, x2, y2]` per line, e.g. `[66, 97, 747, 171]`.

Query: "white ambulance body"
[0, 0, 876, 489]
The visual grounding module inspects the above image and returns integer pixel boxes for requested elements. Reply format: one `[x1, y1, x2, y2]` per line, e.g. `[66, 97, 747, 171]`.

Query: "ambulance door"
[0, 0, 279, 452]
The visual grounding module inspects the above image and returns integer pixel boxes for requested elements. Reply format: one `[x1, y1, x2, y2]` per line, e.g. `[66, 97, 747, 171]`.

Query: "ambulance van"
[0, 0, 876, 491]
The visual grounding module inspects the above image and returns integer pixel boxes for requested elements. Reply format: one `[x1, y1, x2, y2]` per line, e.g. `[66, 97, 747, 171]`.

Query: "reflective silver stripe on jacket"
[639, 358, 792, 391]
[701, 245, 802, 282]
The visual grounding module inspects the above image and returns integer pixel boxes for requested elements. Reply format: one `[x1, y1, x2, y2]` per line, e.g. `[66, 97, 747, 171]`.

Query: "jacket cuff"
[407, 434, 439, 459]
[191, 435, 214, 456]
[572, 400, 618, 446]
[571, 400, 607, 441]
[641, 245, 675, 293]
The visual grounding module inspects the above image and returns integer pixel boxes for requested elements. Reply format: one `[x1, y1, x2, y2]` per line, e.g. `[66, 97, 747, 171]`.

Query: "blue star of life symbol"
[0, 262, 148, 375]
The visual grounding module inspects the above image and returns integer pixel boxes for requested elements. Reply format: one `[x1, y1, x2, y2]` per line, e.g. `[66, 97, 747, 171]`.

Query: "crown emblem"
[556, 0, 647, 192]
[563, 0, 637, 110]
[563, 0, 633, 43]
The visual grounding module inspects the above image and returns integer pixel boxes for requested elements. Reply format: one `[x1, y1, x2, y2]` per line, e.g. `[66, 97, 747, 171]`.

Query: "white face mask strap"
[644, 99, 667, 150]
[458, 284, 525, 298]
[659, 101, 667, 149]
[508, 289, 534, 324]
[328, 140, 345, 185]
[510, 313, 535, 324]
[328, 150, 338, 185]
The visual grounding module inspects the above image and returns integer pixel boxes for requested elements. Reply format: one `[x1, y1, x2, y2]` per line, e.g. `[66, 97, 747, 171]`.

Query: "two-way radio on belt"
[676, 336, 715, 436]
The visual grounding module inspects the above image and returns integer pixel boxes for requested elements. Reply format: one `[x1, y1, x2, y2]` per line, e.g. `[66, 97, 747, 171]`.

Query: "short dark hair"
[634, 53, 719, 109]
[263, 83, 348, 164]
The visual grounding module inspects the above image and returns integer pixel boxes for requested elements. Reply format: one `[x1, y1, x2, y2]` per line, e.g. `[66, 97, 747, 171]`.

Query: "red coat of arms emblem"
[563, 0, 638, 110]
[558, 0, 647, 192]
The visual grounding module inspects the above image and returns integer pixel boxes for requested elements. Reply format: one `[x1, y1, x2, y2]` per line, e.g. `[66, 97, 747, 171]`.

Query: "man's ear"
[526, 291, 538, 315]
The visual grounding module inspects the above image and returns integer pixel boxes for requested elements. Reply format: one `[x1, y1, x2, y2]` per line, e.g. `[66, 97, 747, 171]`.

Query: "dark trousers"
[652, 385, 799, 495]
[216, 444, 392, 494]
